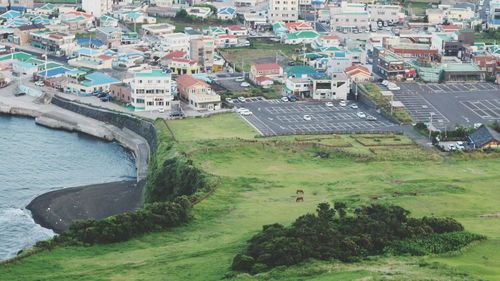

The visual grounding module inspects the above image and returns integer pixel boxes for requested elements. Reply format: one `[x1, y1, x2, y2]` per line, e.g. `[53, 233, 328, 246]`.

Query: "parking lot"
[234, 98, 399, 136]
[394, 82, 500, 129]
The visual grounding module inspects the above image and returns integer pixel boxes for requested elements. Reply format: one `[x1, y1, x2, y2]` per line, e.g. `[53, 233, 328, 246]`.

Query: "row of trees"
[37, 196, 192, 248]
[232, 202, 484, 274]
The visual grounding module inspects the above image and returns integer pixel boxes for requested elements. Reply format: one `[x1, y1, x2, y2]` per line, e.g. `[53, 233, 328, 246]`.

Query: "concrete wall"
[51, 95, 158, 153]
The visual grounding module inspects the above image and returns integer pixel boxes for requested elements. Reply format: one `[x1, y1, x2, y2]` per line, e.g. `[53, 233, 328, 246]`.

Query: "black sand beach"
[27, 180, 144, 233]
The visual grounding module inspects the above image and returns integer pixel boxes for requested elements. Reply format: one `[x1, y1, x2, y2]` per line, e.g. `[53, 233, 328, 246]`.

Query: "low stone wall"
[51, 95, 158, 153]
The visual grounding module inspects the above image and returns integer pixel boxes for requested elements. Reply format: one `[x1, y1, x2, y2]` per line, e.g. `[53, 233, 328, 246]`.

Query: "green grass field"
[1, 114, 499, 280]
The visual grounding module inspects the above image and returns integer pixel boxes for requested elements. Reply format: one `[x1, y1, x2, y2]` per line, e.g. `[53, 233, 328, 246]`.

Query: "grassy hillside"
[1, 113, 499, 280]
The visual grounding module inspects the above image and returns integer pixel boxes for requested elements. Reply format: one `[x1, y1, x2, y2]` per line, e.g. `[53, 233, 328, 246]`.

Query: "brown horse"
[296, 196, 304, 202]
[296, 189, 304, 195]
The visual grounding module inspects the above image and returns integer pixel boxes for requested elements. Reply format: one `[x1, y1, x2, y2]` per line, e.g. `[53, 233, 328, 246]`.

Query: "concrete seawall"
[0, 98, 150, 181]
[0, 90, 157, 233]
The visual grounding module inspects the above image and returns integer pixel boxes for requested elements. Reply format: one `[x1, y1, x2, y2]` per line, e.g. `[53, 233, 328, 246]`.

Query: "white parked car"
[238, 96, 246, 102]
[35, 81, 44, 86]
[325, 101, 334, 107]
[241, 82, 250, 87]
[158, 108, 165, 113]
[240, 110, 253, 116]
[303, 115, 312, 121]
[236, 107, 248, 113]
[281, 96, 289, 102]
[382, 80, 389, 86]
[339, 100, 347, 107]
[350, 104, 359, 109]
[456, 141, 465, 150]
[357, 112, 366, 118]
[235, 77, 245, 82]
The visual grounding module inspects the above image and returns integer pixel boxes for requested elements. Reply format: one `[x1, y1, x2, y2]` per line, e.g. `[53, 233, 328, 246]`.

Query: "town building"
[372, 47, 409, 80]
[250, 63, 283, 83]
[142, 23, 175, 36]
[217, 7, 236, 20]
[176, 74, 221, 111]
[30, 30, 76, 56]
[130, 69, 173, 111]
[268, 0, 299, 23]
[283, 77, 311, 98]
[489, 0, 500, 28]
[330, 2, 370, 33]
[311, 73, 350, 100]
[67, 71, 120, 94]
[190, 36, 215, 72]
[344, 65, 372, 83]
[468, 126, 500, 149]
[169, 57, 200, 75]
[82, 0, 112, 18]
[96, 27, 122, 48]
[159, 33, 190, 52]
[367, 4, 403, 25]
[109, 83, 131, 103]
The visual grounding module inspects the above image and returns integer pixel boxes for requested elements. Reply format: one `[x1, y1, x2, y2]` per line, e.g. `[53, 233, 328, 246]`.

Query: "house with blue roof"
[100, 15, 119, 27]
[285, 65, 324, 79]
[38, 66, 72, 78]
[67, 71, 120, 94]
[12, 60, 38, 76]
[217, 7, 236, 20]
[1, 10, 21, 20]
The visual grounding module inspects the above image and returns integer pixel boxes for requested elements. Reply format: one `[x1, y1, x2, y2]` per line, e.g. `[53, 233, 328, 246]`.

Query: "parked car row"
[382, 80, 400, 91]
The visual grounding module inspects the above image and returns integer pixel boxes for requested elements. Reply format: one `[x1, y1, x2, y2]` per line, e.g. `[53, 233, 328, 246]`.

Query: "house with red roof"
[344, 65, 372, 83]
[313, 35, 341, 49]
[176, 75, 221, 111]
[225, 25, 248, 36]
[215, 34, 239, 48]
[169, 57, 200, 75]
[249, 63, 283, 84]
[286, 21, 313, 32]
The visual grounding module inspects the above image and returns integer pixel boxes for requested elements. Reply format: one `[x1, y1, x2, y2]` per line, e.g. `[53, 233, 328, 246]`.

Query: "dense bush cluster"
[232, 203, 483, 273]
[144, 155, 208, 203]
[56, 196, 192, 245]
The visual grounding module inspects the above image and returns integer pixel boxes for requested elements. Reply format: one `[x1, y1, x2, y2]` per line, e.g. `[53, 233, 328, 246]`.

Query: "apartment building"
[30, 30, 76, 56]
[131, 69, 173, 111]
[330, 2, 369, 32]
[268, 0, 299, 23]
[190, 36, 215, 72]
[367, 4, 402, 24]
[160, 33, 190, 52]
[96, 27, 122, 48]
[489, 0, 500, 28]
[82, 0, 112, 17]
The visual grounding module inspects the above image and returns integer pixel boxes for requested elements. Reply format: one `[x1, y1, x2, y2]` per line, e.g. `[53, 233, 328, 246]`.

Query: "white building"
[159, 33, 190, 52]
[312, 73, 350, 100]
[82, 0, 112, 18]
[330, 2, 370, 32]
[489, 0, 500, 28]
[268, 0, 299, 23]
[131, 69, 173, 111]
[367, 4, 403, 24]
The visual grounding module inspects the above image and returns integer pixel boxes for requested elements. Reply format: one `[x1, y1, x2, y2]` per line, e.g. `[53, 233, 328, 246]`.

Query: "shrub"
[232, 203, 483, 273]
[59, 196, 192, 245]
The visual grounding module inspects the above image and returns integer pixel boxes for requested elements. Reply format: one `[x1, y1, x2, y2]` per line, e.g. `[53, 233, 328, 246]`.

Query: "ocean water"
[0, 115, 136, 260]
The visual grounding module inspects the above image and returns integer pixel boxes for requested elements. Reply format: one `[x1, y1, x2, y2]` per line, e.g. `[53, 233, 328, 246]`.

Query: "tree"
[334, 202, 347, 218]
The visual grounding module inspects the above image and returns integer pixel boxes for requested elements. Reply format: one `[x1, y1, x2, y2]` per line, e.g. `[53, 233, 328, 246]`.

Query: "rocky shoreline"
[27, 180, 144, 234]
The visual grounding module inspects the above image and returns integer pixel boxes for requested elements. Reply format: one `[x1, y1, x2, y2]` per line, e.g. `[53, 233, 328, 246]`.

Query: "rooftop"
[135, 69, 169, 78]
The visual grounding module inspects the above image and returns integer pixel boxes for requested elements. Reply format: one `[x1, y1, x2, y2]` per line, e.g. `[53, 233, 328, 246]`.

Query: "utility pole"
[428, 112, 435, 140]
